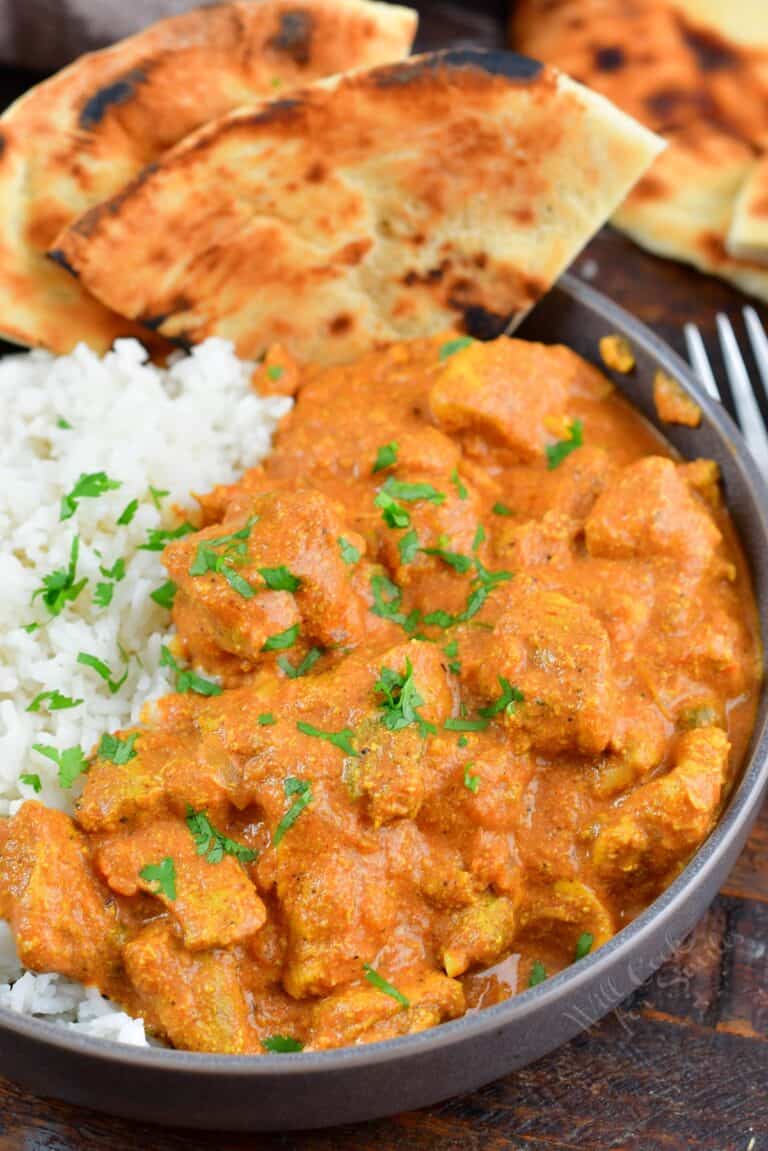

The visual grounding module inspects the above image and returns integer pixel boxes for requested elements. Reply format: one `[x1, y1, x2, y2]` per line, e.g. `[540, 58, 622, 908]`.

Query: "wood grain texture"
[1, 4, 768, 1148]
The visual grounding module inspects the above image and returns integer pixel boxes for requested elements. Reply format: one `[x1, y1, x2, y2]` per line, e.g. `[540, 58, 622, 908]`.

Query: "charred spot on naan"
[266, 9, 315, 66]
[78, 68, 149, 131]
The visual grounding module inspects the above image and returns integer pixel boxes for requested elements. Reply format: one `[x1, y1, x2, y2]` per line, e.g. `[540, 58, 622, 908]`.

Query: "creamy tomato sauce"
[0, 334, 761, 1053]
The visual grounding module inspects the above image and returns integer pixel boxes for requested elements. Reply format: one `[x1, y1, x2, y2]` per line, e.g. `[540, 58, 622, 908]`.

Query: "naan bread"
[515, 0, 768, 297]
[729, 157, 768, 261]
[52, 50, 663, 366]
[0, 0, 417, 354]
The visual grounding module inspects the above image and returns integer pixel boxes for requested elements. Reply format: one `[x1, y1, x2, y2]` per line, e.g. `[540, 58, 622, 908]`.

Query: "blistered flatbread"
[52, 50, 663, 366]
[515, 0, 768, 294]
[0, 0, 417, 353]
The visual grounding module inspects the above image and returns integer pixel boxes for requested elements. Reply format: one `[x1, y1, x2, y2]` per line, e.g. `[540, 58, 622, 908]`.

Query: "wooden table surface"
[1, 4, 767, 1149]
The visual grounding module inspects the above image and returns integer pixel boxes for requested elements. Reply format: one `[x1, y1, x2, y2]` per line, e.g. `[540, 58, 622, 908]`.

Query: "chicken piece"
[347, 723, 424, 826]
[0, 802, 120, 986]
[493, 510, 579, 568]
[476, 586, 616, 755]
[124, 922, 253, 1053]
[547, 445, 614, 521]
[163, 488, 369, 663]
[429, 338, 602, 461]
[440, 893, 518, 978]
[594, 727, 730, 885]
[585, 457, 721, 571]
[279, 846, 396, 999]
[517, 880, 614, 957]
[76, 725, 238, 833]
[309, 969, 465, 1050]
[653, 370, 702, 428]
[95, 818, 265, 951]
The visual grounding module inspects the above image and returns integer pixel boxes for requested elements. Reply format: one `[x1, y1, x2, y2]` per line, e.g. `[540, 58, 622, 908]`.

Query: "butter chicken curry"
[0, 334, 760, 1054]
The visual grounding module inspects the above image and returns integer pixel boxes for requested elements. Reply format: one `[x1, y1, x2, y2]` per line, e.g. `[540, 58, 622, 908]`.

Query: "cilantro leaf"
[56, 417, 72, 430]
[262, 1035, 303, 1053]
[98, 732, 139, 765]
[477, 676, 524, 719]
[266, 364, 284, 382]
[258, 712, 276, 726]
[273, 777, 313, 845]
[185, 806, 258, 865]
[139, 857, 177, 901]
[463, 763, 480, 794]
[420, 545, 474, 573]
[93, 581, 114, 607]
[32, 743, 88, 789]
[117, 499, 139, 526]
[99, 557, 126, 581]
[363, 964, 410, 1008]
[26, 690, 83, 713]
[370, 574, 420, 635]
[338, 537, 361, 565]
[546, 420, 584, 470]
[398, 528, 420, 565]
[450, 468, 468, 500]
[77, 651, 129, 695]
[574, 932, 594, 962]
[372, 441, 399, 474]
[259, 566, 301, 593]
[150, 580, 177, 609]
[296, 721, 358, 757]
[278, 648, 322, 679]
[149, 486, 169, 509]
[379, 477, 445, 505]
[444, 716, 489, 733]
[159, 644, 222, 696]
[20, 773, 42, 793]
[374, 659, 436, 738]
[32, 535, 87, 617]
[529, 960, 547, 987]
[492, 502, 512, 517]
[60, 472, 122, 521]
[139, 522, 196, 552]
[262, 624, 300, 652]
[439, 336, 474, 361]
[374, 487, 411, 530]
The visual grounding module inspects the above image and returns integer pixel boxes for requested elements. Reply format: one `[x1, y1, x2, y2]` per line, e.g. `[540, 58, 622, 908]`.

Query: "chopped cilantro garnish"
[439, 336, 474, 361]
[296, 721, 358, 757]
[457, 734, 469, 748]
[463, 763, 480, 793]
[77, 651, 129, 695]
[149, 486, 169, 510]
[32, 743, 88, 789]
[221, 566, 256, 599]
[93, 581, 115, 608]
[421, 545, 474, 573]
[374, 487, 411, 530]
[574, 932, 594, 962]
[32, 535, 87, 617]
[258, 712, 277, 726]
[140, 522, 196, 551]
[374, 659, 436, 738]
[22, 623, 39, 634]
[443, 639, 461, 675]
[478, 677, 524, 719]
[150, 579, 177, 609]
[259, 566, 301, 593]
[186, 806, 258, 865]
[444, 716, 489, 733]
[546, 419, 584, 470]
[422, 608, 454, 629]
[529, 960, 547, 987]
[472, 523, 486, 552]
[273, 777, 313, 846]
[266, 364, 284, 381]
[159, 644, 222, 696]
[363, 964, 410, 1008]
[370, 574, 420, 635]
[189, 518, 258, 598]
[60, 472, 122, 521]
[338, 537, 361, 565]
[450, 468, 468, 500]
[100, 557, 126, 581]
[139, 857, 177, 901]
[27, 689, 83, 713]
[372, 441, 399, 474]
[278, 647, 322, 679]
[98, 732, 139, 765]
[262, 1035, 303, 1053]
[56, 417, 72, 430]
[20, 773, 42, 793]
[398, 528, 420, 565]
[380, 478, 445, 505]
[492, 502, 512, 517]
[262, 623, 300, 652]
[117, 499, 139, 526]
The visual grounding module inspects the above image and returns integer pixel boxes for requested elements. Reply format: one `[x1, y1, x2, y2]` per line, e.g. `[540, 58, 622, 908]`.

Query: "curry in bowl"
[0, 333, 760, 1055]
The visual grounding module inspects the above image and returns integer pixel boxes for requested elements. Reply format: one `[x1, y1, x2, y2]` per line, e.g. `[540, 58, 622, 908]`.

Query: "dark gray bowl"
[2, 274, 767, 1130]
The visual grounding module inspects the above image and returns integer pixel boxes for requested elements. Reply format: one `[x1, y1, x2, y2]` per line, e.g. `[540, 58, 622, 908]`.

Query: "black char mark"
[681, 21, 741, 73]
[78, 68, 147, 131]
[48, 248, 78, 277]
[266, 9, 314, 67]
[462, 305, 513, 341]
[372, 49, 543, 89]
[594, 46, 626, 73]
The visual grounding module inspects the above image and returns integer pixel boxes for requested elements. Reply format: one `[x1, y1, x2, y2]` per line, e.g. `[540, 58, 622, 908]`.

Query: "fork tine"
[743, 306, 768, 401]
[716, 313, 768, 475]
[684, 323, 721, 400]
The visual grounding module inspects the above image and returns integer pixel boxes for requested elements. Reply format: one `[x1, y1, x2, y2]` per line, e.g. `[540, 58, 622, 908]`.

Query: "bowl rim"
[2, 272, 767, 1076]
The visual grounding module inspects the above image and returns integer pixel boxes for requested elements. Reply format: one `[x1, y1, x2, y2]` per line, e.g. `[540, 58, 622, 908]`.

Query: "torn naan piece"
[53, 50, 663, 366]
[515, 0, 768, 298]
[0, 0, 417, 354]
[729, 157, 768, 261]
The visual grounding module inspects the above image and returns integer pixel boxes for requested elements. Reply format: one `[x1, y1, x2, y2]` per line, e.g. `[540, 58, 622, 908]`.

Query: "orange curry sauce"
[0, 334, 761, 1053]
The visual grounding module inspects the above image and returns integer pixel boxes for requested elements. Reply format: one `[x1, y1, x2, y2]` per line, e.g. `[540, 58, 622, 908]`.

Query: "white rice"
[0, 337, 291, 1043]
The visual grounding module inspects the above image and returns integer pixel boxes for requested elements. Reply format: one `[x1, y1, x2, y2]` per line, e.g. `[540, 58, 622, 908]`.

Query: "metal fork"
[685, 307, 768, 476]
